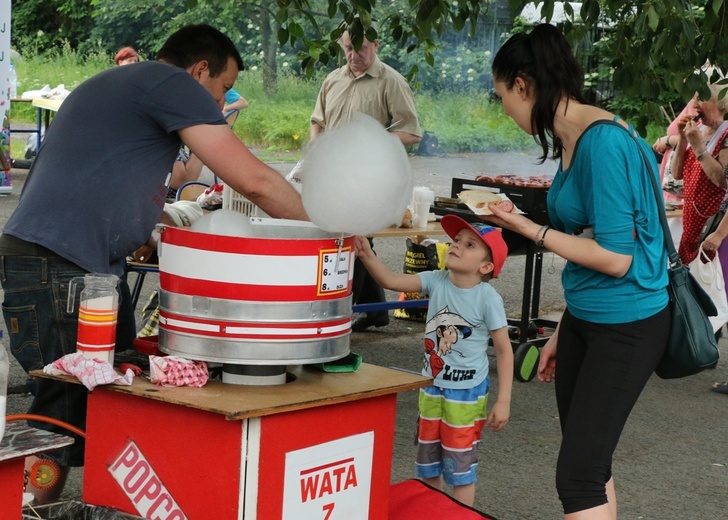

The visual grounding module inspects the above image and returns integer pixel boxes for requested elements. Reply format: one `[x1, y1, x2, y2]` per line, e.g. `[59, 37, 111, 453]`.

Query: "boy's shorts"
[414, 377, 489, 486]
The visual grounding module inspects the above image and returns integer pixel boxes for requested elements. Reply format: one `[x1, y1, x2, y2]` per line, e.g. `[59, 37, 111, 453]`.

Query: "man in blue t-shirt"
[0, 24, 307, 504]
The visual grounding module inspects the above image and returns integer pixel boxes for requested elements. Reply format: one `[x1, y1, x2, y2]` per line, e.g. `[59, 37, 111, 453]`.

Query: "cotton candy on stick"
[302, 113, 413, 235]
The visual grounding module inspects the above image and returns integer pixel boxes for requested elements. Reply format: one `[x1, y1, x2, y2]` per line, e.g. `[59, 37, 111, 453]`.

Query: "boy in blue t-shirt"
[355, 214, 514, 507]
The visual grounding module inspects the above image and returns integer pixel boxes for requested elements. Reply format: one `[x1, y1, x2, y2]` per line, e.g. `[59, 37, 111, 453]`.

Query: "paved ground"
[2, 150, 727, 519]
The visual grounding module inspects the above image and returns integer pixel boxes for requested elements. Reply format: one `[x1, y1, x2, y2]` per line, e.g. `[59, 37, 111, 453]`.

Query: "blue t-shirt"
[4, 62, 227, 275]
[225, 88, 241, 104]
[418, 270, 508, 389]
[547, 119, 669, 323]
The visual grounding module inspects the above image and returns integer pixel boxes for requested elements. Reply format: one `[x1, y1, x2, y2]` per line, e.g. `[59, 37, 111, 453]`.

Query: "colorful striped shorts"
[414, 377, 489, 486]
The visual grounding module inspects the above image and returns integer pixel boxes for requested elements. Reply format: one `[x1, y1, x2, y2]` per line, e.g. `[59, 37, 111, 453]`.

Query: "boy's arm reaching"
[485, 326, 514, 432]
[354, 236, 423, 293]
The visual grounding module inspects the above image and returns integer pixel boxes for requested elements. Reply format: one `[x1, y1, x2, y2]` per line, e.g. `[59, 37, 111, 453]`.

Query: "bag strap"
[588, 119, 679, 267]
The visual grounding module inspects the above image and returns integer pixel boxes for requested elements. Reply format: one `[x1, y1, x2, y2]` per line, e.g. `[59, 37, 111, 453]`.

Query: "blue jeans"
[0, 255, 135, 466]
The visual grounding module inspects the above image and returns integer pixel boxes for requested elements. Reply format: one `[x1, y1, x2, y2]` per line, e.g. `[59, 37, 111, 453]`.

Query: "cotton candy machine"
[156, 218, 354, 385]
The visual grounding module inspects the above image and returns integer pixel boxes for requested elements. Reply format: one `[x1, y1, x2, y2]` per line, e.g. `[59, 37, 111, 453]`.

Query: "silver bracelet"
[537, 226, 551, 248]
[534, 225, 549, 245]
[697, 149, 709, 160]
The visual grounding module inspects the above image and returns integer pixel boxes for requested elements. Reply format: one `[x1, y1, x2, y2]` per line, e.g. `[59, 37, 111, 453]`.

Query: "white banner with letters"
[282, 432, 374, 520]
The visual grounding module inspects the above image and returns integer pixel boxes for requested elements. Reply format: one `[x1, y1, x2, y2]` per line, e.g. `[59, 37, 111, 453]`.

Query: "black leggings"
[554, 305, 670, 514]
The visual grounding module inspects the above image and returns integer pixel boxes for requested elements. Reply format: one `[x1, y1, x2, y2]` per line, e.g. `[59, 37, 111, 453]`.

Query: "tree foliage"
[266, 0, 728, 124]
[11, 0, 728, 125]
[530, 0, 728, 125]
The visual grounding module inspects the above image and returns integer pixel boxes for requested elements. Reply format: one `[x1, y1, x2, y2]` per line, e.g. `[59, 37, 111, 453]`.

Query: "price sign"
[318, 248, 351, 295]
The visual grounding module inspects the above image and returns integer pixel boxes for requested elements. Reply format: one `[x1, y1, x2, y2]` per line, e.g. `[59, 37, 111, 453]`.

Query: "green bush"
[417, 92, 537, 153]
[8, 54, 662, 157]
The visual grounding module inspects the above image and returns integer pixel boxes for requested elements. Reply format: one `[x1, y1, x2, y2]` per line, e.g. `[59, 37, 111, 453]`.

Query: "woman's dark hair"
[492, 24, 588, 162]
[156, 24, 244, 77]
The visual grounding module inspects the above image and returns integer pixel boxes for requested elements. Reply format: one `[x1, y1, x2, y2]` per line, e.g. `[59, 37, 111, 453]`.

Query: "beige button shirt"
[311, 57, 422, 137]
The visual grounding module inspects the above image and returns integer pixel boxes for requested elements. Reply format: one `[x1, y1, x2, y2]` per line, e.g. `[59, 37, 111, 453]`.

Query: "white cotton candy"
[190, 209, 254, 237]
[302, 113, 413, 235]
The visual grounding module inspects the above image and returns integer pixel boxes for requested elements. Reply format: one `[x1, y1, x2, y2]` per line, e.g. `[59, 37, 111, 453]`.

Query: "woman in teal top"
[485, 24, 670, 520]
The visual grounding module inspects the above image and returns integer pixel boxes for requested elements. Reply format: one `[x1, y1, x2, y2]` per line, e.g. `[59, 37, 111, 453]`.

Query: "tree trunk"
[258, 7, 278, 94]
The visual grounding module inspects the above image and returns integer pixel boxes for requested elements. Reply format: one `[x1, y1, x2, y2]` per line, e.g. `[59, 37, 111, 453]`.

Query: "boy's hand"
[485, 399, 510, 432]
[354, 235, 374, 259]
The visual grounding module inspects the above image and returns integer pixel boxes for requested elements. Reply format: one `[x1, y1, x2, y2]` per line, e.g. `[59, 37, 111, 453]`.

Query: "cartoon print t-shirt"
[418, 270, 508, 389]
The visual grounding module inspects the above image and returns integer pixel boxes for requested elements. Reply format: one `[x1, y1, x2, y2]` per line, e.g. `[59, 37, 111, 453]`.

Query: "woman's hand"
[652, 136, 672, 154]
[537, 336, 557, 383]
[677, 114, 698, 136]
[703, 230, 726, 254]
[482, 200, 535, 236]
[683, 119, 704, 150]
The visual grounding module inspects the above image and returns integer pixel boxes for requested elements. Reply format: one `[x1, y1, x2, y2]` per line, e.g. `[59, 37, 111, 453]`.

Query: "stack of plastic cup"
[413, 186, 435, 228]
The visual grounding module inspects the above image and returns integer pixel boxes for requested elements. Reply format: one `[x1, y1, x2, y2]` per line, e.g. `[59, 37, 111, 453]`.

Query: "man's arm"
[310, 121, 324, 142]
[179, 124, 308, 221]
[393, 130, 421, 147]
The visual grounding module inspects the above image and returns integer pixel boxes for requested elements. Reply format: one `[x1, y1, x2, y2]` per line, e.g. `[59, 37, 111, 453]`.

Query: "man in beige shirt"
[310, 28, 422, 331]
[310, 30, 422, 146]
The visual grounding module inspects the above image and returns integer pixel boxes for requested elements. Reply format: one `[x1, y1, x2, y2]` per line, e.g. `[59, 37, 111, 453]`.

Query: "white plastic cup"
[414, 202, 431, 228]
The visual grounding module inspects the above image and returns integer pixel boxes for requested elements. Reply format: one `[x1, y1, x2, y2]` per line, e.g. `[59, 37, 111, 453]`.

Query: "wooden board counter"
[34, 364, 430, 519]
[33, 363, 429, 421]
[370, 221, 445, 239]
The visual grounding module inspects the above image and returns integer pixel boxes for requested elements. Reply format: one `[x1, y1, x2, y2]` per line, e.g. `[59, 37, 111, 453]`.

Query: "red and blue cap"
[440, 214, 508, 278]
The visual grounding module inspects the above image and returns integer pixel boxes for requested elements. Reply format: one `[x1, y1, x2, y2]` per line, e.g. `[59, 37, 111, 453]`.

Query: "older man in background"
[311, 26, 422, 331]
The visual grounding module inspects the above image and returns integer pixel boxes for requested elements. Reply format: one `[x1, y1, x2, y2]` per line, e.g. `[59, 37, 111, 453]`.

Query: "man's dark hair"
[156, 24, 244, 76]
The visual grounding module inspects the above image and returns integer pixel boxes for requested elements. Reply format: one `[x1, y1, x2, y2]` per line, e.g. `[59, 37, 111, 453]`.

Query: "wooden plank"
[31, 363, 431, 421]
[31, 98, 63, 112]
[370, 221, 445, 238]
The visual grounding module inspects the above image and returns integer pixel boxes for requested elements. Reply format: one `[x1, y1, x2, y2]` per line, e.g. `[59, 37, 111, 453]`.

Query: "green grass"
[7, 51, 664, 158]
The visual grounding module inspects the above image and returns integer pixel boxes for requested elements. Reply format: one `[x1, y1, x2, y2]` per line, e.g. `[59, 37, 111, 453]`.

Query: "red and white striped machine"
[68, 218, 430, 519]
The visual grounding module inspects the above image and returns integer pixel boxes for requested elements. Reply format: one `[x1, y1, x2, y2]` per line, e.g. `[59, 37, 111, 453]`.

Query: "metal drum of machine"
[156, 218, 355, 385]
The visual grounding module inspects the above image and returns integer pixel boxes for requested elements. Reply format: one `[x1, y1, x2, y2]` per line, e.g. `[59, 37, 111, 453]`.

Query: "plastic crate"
[221, 183, 268, 217]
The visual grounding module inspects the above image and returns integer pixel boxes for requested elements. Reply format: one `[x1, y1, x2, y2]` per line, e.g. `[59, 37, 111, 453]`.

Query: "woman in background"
[669, 71, 728, 265]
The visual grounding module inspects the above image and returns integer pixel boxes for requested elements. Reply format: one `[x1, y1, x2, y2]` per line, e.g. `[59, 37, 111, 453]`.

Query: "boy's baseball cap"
[440, 214, 508, 278]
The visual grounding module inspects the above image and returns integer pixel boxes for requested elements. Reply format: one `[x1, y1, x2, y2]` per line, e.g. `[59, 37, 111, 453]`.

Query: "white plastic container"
[0, 330, 9, 443]
[67, 274, 120, 364]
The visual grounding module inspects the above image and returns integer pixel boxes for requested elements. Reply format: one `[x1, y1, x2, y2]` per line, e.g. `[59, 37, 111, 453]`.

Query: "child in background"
[114, 46, 139, 66]
[355, 214, 513, 507]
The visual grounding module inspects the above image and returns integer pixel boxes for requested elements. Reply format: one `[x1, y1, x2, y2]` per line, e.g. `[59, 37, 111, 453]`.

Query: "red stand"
[62, 363, 429, 519]
[0, 422, 74, 518]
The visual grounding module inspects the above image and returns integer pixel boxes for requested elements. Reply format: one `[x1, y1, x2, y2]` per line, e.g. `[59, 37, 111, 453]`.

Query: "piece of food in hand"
[400, 208, 413, 228]
[492, 199, 515, 213]
[458, 189, 517, 215]
[458, 189, 503, 208]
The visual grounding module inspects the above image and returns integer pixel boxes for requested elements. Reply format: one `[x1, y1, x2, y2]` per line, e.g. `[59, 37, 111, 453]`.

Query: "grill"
[432, 177, 551, 253]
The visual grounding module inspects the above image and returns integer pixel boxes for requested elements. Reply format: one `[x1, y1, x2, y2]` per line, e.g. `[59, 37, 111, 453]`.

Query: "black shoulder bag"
[597, 120, 720, 378]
